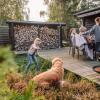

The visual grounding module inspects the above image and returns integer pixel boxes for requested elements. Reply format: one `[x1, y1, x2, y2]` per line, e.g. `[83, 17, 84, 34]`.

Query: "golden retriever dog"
[32, 57, 64, 88]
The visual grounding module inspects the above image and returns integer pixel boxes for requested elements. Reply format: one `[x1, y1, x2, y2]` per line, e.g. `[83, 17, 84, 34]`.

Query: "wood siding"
[83, 14, 100, 29]
[0, 26, 9, 45]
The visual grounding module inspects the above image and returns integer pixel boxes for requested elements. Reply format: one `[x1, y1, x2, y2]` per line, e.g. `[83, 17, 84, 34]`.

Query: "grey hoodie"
[83, 25, 100, 42]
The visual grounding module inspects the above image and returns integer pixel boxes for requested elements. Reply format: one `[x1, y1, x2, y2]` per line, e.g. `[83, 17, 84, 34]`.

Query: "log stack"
[14, 25, 38, 51]
[13, 24, 60, 51]
[39, 26, 60, 49]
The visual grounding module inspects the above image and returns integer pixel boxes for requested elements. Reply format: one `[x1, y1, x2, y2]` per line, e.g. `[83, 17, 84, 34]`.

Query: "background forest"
[41, 0, 100, 27]
[0, 0, 100, 26]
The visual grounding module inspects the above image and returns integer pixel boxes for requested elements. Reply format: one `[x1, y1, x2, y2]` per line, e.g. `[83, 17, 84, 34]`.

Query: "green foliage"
[44, 0, 100, 28]
[15, 54, 52, 74]
[44, 0, 79, 28]
[78, 0, 100, 11]
[0, 46, 18, 99]
[0, 81, 11, 100]
[0, 46, 17, 80]
[0, 0, 29, 25]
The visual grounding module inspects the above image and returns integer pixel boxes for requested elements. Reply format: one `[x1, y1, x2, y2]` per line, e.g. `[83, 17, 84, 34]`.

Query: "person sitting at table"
[70, 28, 77, 45]
[70, 27, 93, 60]
[79, 26, 93, 60]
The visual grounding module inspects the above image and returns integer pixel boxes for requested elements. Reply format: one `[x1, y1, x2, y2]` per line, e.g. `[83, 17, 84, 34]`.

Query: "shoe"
[97, 57, 100, 61]
[86, 57, 94, 61]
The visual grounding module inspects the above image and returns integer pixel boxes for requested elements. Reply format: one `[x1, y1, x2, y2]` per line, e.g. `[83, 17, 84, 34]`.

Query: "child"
[70, 28, 77, 36]
[25, 38, 41, 73]
[70, 28, 77, 46]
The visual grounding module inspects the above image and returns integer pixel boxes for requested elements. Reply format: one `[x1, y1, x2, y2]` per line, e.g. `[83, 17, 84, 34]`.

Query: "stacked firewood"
[14, 25, 38, 51]
[13, 25, 60, 51]
[39, 26, 60, 49]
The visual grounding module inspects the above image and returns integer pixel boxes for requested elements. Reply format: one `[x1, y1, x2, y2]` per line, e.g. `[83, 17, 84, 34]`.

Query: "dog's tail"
[59, 80, 70, 88]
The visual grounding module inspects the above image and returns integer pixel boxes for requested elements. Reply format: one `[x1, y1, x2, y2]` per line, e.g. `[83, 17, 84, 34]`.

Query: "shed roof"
[74, 7, 100, 18]
[6, 20, 66, 26]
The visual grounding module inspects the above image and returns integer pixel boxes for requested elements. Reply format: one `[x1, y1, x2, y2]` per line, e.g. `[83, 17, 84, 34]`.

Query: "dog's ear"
[52, 57, 63, 65]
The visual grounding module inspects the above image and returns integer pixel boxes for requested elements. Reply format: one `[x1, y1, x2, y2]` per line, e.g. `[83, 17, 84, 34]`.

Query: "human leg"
[25, 54, 33, 73]
[84, 45, 93, 60]
[32, 55, 40, 71]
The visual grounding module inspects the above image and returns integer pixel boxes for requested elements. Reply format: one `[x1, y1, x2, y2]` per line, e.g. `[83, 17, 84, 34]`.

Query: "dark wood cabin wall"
[83, 13, 100, 29]
[0, 26, 9, 45]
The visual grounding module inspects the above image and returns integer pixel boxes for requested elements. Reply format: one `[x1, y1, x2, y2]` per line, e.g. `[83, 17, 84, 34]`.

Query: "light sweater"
[28, 44, 40, 55]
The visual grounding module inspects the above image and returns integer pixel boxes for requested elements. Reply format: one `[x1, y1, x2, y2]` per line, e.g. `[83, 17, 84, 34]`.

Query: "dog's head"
[52, 57, 63, 68]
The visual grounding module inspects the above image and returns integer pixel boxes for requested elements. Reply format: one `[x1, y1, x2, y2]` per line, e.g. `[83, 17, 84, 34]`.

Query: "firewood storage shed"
[7, 21, 66, 51]
[74, 7, 100, 29]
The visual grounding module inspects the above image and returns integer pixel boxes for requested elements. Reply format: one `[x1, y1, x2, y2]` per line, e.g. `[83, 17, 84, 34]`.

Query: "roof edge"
[6, 20, 66, 26]
[74, 6, 100, 16]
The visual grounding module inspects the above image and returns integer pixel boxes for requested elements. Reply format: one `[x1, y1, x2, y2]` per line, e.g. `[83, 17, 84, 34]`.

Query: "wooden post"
[59, 25, 62, 47]
[9, 23, 15, 50]
[37, 25, 40, 37]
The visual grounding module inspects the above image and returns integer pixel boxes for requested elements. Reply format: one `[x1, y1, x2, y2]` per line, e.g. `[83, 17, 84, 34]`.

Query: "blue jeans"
[25, 54, 40, 73]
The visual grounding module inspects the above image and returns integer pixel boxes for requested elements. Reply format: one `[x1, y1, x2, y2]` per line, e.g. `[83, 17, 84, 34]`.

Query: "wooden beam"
[9, 23, 15, 50]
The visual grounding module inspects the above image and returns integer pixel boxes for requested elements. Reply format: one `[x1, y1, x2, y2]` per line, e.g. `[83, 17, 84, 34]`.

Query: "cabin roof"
[74, 7, 100, 18]
[6, 20, 66, 26]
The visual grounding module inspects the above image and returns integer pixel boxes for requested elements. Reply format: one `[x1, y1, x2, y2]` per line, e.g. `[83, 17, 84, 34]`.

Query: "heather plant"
[9, 81, 45, 100]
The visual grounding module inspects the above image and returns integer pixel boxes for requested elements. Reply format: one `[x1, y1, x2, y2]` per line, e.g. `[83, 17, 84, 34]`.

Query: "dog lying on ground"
[32, 57, 64, 88]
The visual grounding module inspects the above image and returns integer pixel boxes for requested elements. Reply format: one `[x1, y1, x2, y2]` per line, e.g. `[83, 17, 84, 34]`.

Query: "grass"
[14, 54, 52, 74]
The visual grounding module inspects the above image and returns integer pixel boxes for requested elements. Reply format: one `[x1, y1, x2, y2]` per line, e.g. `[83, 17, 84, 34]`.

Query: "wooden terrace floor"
[38, 47, 100, 85]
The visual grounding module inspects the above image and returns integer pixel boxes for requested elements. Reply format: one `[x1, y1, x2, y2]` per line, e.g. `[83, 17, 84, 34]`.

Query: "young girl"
[25, 38, 41, 73]
[70, 28, 77, 46]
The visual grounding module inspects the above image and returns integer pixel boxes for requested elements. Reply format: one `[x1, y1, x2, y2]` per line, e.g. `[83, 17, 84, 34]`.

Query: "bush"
[0, 46, 18, 99]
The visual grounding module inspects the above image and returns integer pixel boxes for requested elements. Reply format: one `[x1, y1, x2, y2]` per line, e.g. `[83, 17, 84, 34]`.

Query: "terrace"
[38, 47, 100, 85]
